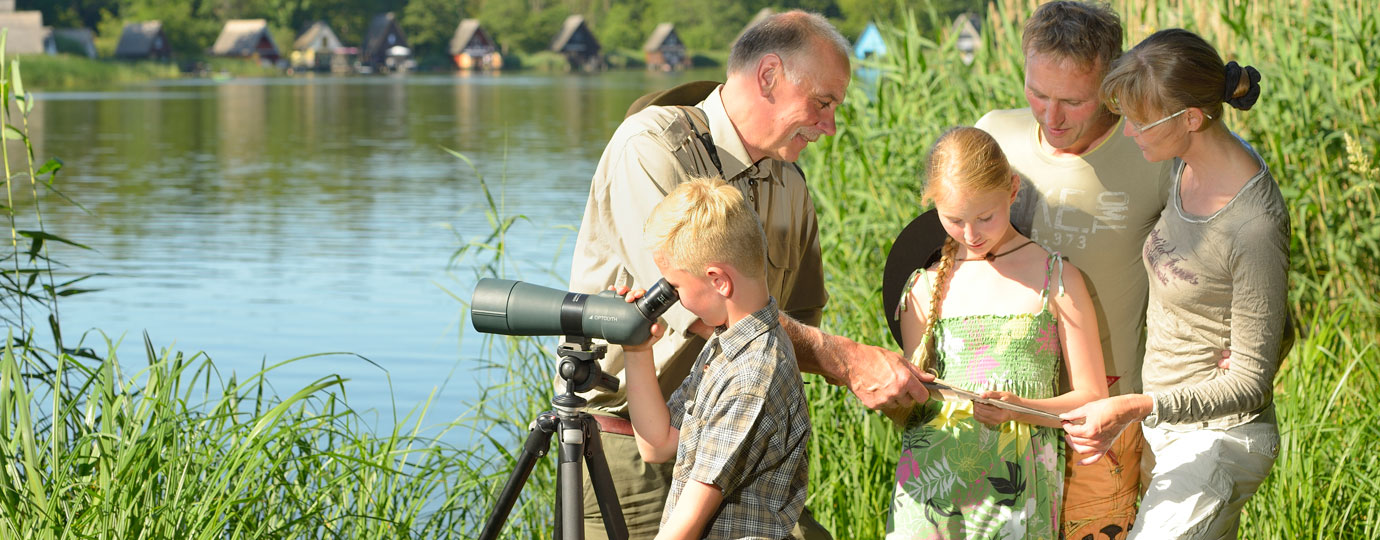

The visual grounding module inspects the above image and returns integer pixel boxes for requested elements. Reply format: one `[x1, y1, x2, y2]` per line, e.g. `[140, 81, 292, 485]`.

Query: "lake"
[22, 68, 724, 429]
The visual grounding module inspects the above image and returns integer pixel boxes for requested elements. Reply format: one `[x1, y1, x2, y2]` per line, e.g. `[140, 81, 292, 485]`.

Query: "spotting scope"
[471, 278, 679, 345]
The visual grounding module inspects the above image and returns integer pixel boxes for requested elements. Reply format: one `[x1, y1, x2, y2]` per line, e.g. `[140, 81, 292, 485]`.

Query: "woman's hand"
[973, 391, 1021, 427]
[611, 285, 665, 353]
[1061, 394, 1153, 465]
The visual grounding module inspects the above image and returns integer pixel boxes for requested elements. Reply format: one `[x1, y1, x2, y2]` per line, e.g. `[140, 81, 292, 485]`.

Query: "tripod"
[478, 337, 629, 540]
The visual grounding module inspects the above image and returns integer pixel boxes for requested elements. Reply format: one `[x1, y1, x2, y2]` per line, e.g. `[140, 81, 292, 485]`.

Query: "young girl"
[1062, 29, 1286, 539]
[887, 126, 1107, 539]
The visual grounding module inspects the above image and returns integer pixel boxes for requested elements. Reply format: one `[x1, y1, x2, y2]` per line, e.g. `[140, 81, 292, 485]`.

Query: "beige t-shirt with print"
[978, 109, 1172, 396]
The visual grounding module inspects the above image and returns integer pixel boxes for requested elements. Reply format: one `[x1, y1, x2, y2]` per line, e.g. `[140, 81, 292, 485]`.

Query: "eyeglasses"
[1127, 108, 1213, 133]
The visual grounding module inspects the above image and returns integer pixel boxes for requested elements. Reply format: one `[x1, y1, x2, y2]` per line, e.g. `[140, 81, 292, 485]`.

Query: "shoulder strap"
[893, 268, 933, 321]
[673, 105, 724, 178]
[1041, 251, 1066, 310]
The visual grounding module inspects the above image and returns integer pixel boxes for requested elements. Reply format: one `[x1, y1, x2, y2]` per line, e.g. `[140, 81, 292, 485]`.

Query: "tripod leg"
[558, 414, 588, 540]
[583, 418, 629, 540]
[479, 412, 558, 540]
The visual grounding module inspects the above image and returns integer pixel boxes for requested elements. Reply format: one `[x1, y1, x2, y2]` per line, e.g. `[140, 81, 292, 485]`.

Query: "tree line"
[21, 0, 980, 63]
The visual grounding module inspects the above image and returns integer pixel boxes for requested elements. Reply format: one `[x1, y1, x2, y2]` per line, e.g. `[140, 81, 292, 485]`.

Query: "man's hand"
[779, 316, 930, 412]
[842, 342, 932, 412]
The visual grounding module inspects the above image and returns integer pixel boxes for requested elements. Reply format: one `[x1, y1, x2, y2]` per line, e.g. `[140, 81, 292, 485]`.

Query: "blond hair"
[913, 127, 1013, 371]
[1021, 1, 1123, 74]
[644, 177, 767, 279]
[1100, 28, 1261, 125]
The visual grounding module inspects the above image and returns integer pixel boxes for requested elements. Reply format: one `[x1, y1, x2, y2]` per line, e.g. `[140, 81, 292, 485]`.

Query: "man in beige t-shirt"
[568, 11, 931, 539]
[974, 3, 1171, 538]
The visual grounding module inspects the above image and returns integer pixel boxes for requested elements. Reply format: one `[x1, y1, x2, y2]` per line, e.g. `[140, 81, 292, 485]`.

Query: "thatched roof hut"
[951, 13, 982, 65]
[0, 11, 54, 55]
[293, 21, 342, 53]
[450, 19, 500, 70]
[52, 28, 97, 58]
[363, 12, 410, 70]
[642, 23, 688, 71]
[210, 19, 281, 63]
[115, 21, 171, 59]
[291, 21, 349, 71]
[550, 15, 602, 71]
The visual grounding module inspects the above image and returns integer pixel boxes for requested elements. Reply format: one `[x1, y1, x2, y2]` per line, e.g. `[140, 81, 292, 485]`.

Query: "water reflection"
[24, 69, 723, 433]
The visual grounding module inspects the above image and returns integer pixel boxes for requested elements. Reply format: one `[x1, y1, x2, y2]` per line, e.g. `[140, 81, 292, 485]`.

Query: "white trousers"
[1129, 420, 1278, 539]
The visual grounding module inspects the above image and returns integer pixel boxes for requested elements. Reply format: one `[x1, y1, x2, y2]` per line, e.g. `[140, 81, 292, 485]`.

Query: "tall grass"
[450, 2, 1378, 537]
[4, 0, 1375, 536]
[799, 1, 1379, 538]
[0, 35, 514, 538]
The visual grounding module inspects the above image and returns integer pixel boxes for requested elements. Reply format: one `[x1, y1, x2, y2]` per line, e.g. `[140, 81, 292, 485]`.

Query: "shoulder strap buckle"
[673, 105, 724, 178]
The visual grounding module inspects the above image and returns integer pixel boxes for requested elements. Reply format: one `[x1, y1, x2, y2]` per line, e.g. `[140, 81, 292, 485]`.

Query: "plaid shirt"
[663, 298, 810, 539]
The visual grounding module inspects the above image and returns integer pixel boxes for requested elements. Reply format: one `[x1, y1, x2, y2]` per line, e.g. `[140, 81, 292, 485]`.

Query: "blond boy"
[618, 177, 809, 540]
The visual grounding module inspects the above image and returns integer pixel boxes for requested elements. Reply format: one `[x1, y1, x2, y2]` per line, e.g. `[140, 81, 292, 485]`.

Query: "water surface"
[24, 69, 723, 427]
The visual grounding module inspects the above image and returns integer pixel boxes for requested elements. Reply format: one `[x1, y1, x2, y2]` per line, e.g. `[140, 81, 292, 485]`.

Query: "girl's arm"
[653, 480, 724, 540]
[974, 264, 1108, 429]
[891, 270, 936, 424]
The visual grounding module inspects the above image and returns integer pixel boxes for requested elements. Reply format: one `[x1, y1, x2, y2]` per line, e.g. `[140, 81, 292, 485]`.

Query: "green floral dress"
[887, 253, 1065, 540]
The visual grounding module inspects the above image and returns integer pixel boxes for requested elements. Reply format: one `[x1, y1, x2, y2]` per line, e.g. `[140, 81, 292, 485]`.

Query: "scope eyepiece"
[635, 278, 679, 321]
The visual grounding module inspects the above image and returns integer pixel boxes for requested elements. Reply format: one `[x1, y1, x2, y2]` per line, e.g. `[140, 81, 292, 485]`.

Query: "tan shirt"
[978, 109, 1172, 396]
[1143, 145, 1288, 430]
[567, 86, 828, 415]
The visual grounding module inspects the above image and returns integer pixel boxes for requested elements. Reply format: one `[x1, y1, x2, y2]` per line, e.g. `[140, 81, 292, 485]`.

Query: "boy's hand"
[611, 285, 665, 352]
[973, 390, 1019, 426]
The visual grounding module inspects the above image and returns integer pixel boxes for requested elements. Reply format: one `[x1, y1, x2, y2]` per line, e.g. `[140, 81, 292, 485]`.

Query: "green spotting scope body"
[471, 278, 679, 345]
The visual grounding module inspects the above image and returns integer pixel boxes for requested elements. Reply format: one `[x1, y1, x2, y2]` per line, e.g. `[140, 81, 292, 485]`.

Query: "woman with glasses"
[1060, 28, 1288, 538]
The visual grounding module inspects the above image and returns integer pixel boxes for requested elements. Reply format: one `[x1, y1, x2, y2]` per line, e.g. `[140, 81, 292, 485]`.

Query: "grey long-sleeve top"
[1141, 142, 1290, 430]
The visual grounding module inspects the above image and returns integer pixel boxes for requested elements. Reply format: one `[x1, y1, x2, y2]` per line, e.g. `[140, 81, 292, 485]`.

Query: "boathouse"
[211, 19, 281, 64]
[0, 10, 54, 55]
[952, 13, 982, 65]
[550, 15, 602, 71]
[363, 12, 411, 72]
[450, 19, 501, 70]
[115, 21, 171, 60]
[854, 22, 886, 61]
[292, 21, 348, 71]
[643, 23, 689, 71]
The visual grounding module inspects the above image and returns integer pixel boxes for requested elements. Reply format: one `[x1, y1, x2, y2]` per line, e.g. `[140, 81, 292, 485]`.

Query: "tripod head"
[553, 337, 618, 409]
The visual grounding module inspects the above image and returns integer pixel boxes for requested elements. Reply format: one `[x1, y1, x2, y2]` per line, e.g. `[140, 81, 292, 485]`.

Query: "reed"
[16, 54, 182, 91]
[0, 35, 503, 538]
[3, 0, 1376, 536]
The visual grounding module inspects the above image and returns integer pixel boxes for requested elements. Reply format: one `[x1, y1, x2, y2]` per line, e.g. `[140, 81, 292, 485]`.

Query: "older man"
[974, 2, 1173, 538]
[568, 10, 930, 539]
